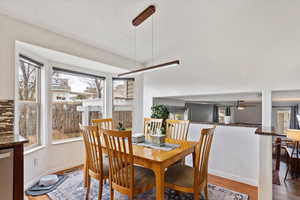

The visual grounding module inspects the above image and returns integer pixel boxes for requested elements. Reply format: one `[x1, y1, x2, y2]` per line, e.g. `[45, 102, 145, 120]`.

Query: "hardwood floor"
[273, 161, 300, 200]
[26, 165, 258, 200]
[208, 174, 258, 200]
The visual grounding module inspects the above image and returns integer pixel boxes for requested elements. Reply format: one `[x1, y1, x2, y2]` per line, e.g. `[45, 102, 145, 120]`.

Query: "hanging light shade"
[118, 60, 179, 77]
[118, 5, 180, 77]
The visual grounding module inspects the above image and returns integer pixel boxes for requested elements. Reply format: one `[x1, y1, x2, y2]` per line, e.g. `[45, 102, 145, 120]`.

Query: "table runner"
[133, 142, 180, 151]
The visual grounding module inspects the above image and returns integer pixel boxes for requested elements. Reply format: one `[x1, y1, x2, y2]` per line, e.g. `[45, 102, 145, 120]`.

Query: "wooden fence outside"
[112, 111, 133, 129]
[52, 102, 82, 134]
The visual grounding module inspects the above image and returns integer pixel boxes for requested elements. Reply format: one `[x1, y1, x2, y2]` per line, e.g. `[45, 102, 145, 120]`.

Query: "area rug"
[48, 171, 248, 200]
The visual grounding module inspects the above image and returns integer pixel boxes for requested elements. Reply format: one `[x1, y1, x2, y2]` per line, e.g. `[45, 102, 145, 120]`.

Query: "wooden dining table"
[84, 137, 197, 200]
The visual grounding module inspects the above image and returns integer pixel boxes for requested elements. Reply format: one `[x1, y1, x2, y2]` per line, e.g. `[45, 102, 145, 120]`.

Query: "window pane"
[19, 60, 39, 101]
[276, 110, 291, 133]
[18, 102, 39, 147]
[51, 70, 104, 141]
[18, 58, 41, 148]
[112, 79, 134, 130]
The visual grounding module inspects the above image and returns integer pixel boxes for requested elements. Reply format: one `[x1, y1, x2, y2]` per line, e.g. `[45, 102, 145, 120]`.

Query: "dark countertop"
[0, 134, 29, 148]
[190, 121, 260, 128]
[255, 127, 286, 137]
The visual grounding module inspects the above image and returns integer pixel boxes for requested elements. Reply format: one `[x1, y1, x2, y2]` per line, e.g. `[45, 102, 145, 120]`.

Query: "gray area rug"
[48, 171, 248, 200]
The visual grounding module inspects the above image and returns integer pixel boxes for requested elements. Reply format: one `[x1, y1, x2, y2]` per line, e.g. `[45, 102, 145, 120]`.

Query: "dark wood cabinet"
[0, 135, 28, 200]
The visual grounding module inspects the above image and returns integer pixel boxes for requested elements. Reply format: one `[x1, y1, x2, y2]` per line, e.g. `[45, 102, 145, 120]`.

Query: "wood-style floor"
[273, 161, 300, 200]
[26, 166, 258, 200]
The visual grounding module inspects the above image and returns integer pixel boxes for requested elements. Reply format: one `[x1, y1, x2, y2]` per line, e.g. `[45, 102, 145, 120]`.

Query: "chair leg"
[193, 190, 198, 200]
[284, 162, 290, 182]
[204, 185, 209, 200]
[128, 194, 133, 200]
[110, 185, 114, 200]
[86, 176, 91, 200]
[98, 179, 103, 200]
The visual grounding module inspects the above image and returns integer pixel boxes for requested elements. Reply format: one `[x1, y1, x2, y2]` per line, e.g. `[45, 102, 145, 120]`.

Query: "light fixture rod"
[118, 60, 180, 77]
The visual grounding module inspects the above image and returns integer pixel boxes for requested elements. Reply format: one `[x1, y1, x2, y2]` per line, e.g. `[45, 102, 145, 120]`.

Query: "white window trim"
[52, 137, 83, 145]
[15, 46, 48, 153]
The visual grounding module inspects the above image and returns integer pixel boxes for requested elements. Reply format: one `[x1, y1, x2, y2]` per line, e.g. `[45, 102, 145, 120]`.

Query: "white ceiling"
[0, 0, 187, 63]
[1, 0, 300, 67]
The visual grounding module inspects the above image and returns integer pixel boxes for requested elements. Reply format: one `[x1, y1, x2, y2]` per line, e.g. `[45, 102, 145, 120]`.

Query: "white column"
[105, 75, 113, 118]
[132, 74, 144, 133]
[259, 89, 273, 200]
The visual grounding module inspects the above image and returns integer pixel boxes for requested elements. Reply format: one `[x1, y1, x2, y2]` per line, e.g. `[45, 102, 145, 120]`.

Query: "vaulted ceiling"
[0, 0, 190, 63]
[1, 0, 300, 67]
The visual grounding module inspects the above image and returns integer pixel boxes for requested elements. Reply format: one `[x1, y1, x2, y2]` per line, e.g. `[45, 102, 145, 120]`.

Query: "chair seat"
[165, 165, 195, 188]
[114, 165, 155, 194]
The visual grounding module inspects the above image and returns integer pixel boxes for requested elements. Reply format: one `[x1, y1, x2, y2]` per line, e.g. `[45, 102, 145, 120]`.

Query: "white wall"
[0, 13, 137, 99]
[143, 3, 300, 199]
[186, 123, 259, 186]
[0, 14, 142, 188]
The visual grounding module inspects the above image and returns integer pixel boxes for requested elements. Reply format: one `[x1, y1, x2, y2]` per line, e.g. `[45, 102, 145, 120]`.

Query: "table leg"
[192, 151, 196, 167]
[154, 165, 165, 200]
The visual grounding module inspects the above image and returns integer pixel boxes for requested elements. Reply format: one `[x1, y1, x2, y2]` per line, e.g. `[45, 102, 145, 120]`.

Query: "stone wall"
[0, 100, 14, 135]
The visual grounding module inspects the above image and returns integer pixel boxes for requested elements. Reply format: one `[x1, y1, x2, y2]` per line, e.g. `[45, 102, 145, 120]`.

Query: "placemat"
[134, 142, 180, 151]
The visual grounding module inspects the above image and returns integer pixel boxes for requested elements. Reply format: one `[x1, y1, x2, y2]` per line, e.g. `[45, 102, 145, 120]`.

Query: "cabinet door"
[0, 149, 14, 200]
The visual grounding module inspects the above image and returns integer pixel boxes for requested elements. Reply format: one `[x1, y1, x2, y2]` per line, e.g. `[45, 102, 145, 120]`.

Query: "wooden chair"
[166, 119, 190, 141]
[166, 120, 190, 165]
[92, 118, 113, 131]
[144, 118, 163, 140]
[83, 118, 113, 186]
[165, 126, 216, 200]
[82, 126, 109, 200]
[102, 129, 155, 200]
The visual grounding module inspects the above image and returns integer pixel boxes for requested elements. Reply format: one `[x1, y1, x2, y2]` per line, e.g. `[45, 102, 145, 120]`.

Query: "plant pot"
[224, 116, 231, 124]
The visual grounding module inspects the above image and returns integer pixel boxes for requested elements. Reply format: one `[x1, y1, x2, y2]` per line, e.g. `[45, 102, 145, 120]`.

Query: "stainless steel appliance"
[0, 149, 14, 200]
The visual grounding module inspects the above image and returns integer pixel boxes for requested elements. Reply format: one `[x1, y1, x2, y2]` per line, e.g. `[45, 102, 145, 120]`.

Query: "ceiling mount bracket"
[132, 5, 156, 27]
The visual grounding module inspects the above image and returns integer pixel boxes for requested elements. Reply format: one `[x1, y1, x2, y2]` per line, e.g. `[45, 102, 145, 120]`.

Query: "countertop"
[190, 121, 260, 128]
[255, 127, 286, 137]
[0, 134, 29, 148]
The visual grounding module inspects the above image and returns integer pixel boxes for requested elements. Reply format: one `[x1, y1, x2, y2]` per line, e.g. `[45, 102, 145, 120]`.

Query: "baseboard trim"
[24, 162, 84, 190]
[209, 169, 258, 187]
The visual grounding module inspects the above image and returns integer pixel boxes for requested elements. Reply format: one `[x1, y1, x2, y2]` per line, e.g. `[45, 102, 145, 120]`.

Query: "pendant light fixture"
[118, 5, 180, 77]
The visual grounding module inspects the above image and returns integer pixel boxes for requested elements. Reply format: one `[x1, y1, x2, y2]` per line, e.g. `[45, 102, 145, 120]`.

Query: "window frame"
[16, 54, 43, 150]
[112, 77, 135, 129]
[50, 67, 106, 142]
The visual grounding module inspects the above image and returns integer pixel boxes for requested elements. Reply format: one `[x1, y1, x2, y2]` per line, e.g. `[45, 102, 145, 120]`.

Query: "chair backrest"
[144, 118, 163, 139]
[82, 126, 104, 175]
[92, 118, 113, 131]
[194, 126, 216, 185]
[166, 119, 190, 140]
[102, 129, 134, 192]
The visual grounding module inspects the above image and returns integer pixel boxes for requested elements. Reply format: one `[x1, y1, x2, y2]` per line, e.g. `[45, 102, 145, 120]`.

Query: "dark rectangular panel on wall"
[0, 100, 14, 135]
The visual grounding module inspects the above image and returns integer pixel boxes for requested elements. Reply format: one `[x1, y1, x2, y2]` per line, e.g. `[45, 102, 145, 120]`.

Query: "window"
[17, 55, 42, 148]
[112, 78, 134, 130]
[218, 107, 226, 123]
[276, 109, 291, 134]
[51, 68, 105, 141]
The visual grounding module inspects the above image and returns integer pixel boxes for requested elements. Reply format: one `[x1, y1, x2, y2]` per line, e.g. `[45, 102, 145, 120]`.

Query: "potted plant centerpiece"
[224, 106, 231, 124]
[150, 104, 169, 146]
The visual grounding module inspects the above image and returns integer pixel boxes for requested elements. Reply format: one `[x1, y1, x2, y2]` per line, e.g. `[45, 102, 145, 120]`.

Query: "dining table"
[84, 137, 197, 200]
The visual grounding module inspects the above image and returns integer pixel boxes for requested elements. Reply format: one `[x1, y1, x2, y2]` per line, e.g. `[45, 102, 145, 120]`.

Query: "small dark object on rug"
[25, 175, 67, 196]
